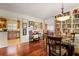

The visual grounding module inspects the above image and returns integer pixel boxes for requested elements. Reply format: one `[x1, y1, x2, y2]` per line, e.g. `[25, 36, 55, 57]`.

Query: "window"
[7, 24, 17, 30]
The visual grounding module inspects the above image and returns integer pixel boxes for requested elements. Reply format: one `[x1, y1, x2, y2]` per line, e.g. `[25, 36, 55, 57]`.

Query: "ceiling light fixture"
[56, 4, 70, 21]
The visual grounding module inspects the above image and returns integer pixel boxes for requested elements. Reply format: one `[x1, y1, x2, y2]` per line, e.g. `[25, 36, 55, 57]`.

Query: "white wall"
[45, 17, 55, 32]
[47, 26, 55, 32]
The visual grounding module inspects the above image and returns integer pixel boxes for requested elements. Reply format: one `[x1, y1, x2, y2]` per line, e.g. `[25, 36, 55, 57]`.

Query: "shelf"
[73, 23, 79, 24]
[74, 18, 79, 19]
[73, 28, 79, 29]
[63, 23, 71, 25]
[62, 28, 71, 29]
[56, 23, 60, 24]
[73, 13, 79, 15]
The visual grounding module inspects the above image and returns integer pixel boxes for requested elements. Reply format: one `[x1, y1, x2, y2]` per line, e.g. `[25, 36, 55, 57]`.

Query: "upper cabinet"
[73, 9, 79, 33]
[0, 17, 7, 31]
[17, 20, 20, 29]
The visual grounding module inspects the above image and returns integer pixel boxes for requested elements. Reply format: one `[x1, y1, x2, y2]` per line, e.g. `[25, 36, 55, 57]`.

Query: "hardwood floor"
[8, 38, 20, 46]
[0, 39, 48, 56]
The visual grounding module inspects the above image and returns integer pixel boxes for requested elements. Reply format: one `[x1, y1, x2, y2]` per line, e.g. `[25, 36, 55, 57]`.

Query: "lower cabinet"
[8, 31, 20, 40]
[0, 32, 8, 48]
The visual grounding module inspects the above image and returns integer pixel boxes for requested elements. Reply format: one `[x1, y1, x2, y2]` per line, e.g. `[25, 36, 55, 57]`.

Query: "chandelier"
[56, 4, 70, 21]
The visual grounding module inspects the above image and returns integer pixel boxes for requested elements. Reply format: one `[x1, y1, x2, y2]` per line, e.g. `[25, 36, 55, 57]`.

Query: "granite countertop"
[0, 30, 7, 32]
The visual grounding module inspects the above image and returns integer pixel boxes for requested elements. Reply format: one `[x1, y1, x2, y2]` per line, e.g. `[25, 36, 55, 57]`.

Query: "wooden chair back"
[47, 36, 62, 56]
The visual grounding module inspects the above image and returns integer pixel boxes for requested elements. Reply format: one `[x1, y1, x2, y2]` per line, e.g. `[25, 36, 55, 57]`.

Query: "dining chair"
[71, 33, 75, 42]
[47, 36, 67, 56]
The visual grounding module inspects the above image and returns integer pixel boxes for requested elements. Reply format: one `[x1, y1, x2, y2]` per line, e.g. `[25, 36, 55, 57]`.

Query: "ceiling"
[0, 3, 79, 19]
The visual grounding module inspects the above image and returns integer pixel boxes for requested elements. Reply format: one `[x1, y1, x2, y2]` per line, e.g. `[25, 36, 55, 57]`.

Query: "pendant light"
[56, 4, 70, 21]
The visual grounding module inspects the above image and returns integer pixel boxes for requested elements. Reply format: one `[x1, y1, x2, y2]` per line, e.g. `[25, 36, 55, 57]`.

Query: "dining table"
[46, 36, 75, 56]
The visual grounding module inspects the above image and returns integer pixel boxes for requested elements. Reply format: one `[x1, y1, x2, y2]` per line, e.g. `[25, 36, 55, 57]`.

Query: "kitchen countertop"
[0, 30, 7, 32]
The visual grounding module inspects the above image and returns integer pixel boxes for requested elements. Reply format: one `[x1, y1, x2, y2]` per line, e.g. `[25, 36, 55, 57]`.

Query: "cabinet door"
[0, 32, 8, 48]
[8, 31, 17, 40]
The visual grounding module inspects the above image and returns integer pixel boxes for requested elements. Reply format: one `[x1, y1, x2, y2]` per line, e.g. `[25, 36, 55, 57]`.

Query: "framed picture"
[22, 23, 27, 28]
[22, 23, 27, 35]
[29, 21, 34, 27]
[23, 29, 27, 35]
